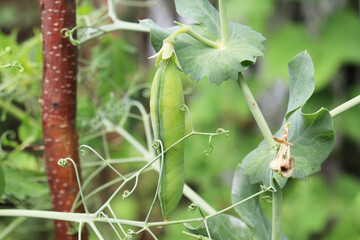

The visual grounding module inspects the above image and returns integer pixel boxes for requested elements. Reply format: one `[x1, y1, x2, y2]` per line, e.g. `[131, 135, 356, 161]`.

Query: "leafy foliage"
[231, 167, 289, 240]
[231, 166, 271, 239]
[3, 165, 48, 200]
[241, 52, 335, 187]
[0, 31, 42, 100]
[141, 0, 265, 85]
[1, 0, 359, 239]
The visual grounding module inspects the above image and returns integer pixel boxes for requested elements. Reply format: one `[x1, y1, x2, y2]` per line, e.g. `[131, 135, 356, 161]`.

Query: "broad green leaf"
[185, 214, 253, 239]
[242, 107, 335, 187]
[286, 108, 334, 180]
[3, 165, 48, 200]
[140, 1, 265, 85]
[240, 144, 275, 187]
[174, 0, 221, 39]
[231, 166, 271, 239]
[241, 52, 335, 187]
[176, 23, 264, 85]
[231, 166, 289, 239]
[286, 52, 314, 116]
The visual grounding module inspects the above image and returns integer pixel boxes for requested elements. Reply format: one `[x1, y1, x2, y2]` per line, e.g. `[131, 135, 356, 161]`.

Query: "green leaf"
[140, 0, 265, 85]
[185, 214, 253, 239]
[239, 144, 274, 187]
[3, 165, 48, 200]
[286, 108, 335, 180]
[241, 53, 335, 187]
[286, 52, 314, 117]
[174, 0, 221, 39]
[231, 167, 289, 239]
[231, 166, 271, 239]
[242, 107, 335, 187]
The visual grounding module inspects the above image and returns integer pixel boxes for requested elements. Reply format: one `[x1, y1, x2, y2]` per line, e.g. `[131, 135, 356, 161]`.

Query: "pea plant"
[1, 0, 360, 239]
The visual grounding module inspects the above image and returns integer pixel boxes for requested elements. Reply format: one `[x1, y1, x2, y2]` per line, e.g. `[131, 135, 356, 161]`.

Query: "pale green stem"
[82, 157, 146, 168]
[0, 210, 146, 227]
[119, 0, 160, 7]
[130, 100, 154, 153]
[66, 22, 149, 45]
[271, 182, 282, 240]
[78, 221, 83, 240]
[147, 217, 203, 227]
[208, 187, 269, 218]
[219, 0, 229, 46]
[80, 145, 126, 180]
[174, 21, 219, 49]
[182, 231, 209, 239]
[237, 74, 280, 239]
[88, 221, 105, 240]
[183, 185, 217, 215]
[237, 74, 276, 149]
[0, 209, 204, 227]
[146, 229, 159, 240]
[107, 205, 127, 236]
[168, 26, 188, 40]
[330, 95, 360, 118]
[103, 118, 221, 215]
[60, 158, 90, 215]
[102, 119, 149, 157]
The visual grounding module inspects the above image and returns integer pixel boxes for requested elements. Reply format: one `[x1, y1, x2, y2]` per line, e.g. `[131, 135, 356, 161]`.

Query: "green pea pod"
[0, 165, 5, 197]
[150, 61, 185, 219]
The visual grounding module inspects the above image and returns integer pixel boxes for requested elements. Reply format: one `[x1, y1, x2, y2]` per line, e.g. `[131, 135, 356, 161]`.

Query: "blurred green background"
[0, 0, 359, 239]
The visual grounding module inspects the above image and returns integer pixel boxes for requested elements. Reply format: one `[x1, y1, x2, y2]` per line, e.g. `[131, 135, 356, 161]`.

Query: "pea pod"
[150, 61, 185, 219]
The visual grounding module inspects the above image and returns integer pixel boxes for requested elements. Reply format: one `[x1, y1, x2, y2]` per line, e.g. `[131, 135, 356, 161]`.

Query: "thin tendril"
[144, 140, 164, 223]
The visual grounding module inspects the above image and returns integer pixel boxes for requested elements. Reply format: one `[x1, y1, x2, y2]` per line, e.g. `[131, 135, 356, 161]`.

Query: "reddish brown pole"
[39, 0, 87, 239]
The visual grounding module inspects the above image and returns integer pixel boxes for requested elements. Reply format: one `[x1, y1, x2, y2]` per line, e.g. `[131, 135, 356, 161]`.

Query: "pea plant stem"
[271, 182, 283, 240]
[183, 185, 217, 215]
[218, 0, 229, 46]
[237, 74, 282, 239]
[237, 74, 276, 150]
[330, 95, 360, 118]
[174, 21, 220, 49]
